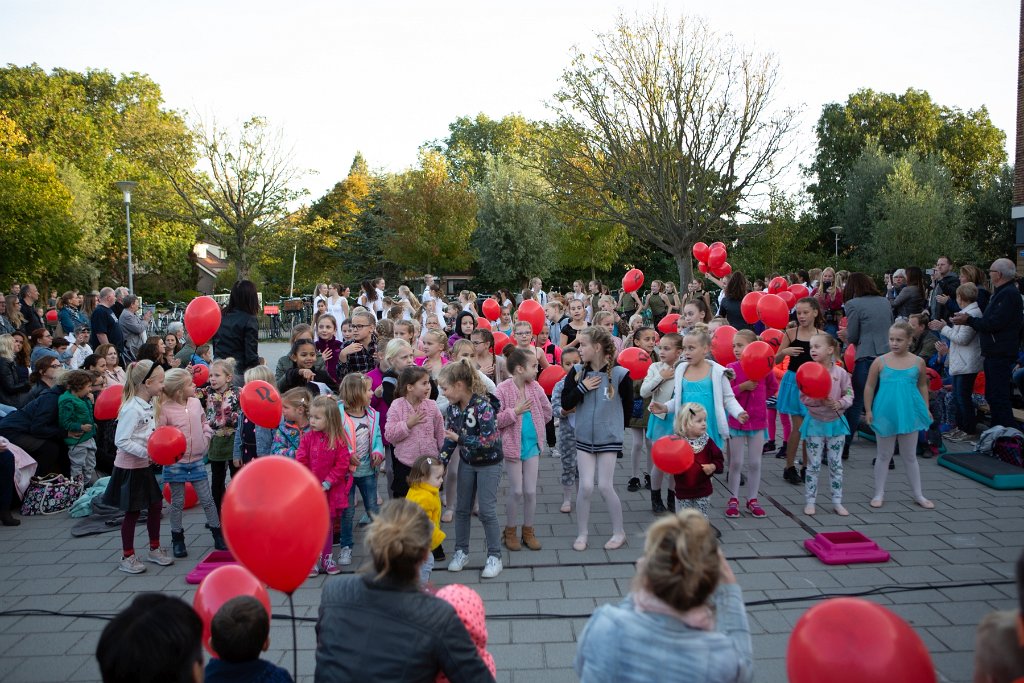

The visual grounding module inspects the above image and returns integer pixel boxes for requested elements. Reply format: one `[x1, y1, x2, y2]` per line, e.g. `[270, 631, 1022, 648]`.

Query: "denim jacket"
[575, 584, 753, 683]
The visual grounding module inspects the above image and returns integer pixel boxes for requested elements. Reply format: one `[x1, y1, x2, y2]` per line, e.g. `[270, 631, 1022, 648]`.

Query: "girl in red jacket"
[672, 403, 723, 521]
[297, 395, 358, 577]
[495, 348, 552, 552]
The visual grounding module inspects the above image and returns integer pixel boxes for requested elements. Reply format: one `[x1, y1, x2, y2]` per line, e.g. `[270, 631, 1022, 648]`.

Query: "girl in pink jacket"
[297, 395, 358, 576]
[725, 330, 779, 520]
[384, 366, 446, 499]
[495, 348, 552, 552]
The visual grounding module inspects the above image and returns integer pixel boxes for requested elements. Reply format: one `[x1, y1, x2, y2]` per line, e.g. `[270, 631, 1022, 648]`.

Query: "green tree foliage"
[434, 113, 544, 183]
[472, 156, 559, 289]
[729, 192, 828, 278]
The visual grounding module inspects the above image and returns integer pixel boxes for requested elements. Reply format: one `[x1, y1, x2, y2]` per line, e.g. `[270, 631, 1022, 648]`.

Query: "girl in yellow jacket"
[405, 455, 446, 586]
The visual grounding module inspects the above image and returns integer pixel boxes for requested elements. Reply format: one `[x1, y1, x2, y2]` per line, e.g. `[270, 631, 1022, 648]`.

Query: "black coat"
[0, 383, 65, 441]
[20, 299, 43, 334]
[0, 357, 31, 409]
[966, 280, 1023, 358]
[213, 309, 260, 376]
[315, 575, 495, 683]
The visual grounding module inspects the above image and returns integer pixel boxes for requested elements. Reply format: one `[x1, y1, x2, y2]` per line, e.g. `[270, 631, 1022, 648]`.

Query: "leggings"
[210, 460, 239, 513]
[804, 436, 844, 505]
[322, 513, 340, 557]
[391, 454, 412, 499]
[728, 432, 765, 500]
[122, 500, 163, 555]
[576, 451, 624, 538]
[677, 495, 710, 519]
[628, 427, 649, 478]
[169, 479, 220, 532]
[874, 433, 927, 502]
[767, 408, 791, 443]
[504, 457, 539, 527]
[651, 465, 667, 493]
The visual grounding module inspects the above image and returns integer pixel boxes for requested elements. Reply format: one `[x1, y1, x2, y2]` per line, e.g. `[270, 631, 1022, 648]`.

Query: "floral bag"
[20, 474, 85, 516]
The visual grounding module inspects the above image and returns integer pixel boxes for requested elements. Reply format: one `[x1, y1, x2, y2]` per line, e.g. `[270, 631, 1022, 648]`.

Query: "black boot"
[650, 490, 666, 514]
[210, 527, 227, 551]
[0, 509, 20, 527]
[666, 491, 676, 514]
[171, 530, 187, 558]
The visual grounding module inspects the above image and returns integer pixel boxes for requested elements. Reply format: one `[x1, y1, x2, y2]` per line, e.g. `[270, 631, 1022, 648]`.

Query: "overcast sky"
[4, 0, 1018, 200]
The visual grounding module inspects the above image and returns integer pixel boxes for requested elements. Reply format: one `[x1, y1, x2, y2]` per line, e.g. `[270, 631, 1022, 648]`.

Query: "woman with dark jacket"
[0, 334, 31, 410]
[315, 499, 495, 683]
[717, 272, 752, 331]
[213, 280, 260, 385]
[0, 381, 70, 475]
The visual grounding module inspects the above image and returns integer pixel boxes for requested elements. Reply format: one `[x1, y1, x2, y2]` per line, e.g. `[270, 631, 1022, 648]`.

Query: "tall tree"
[434, 113, 544, 183]
[543, 12, 798, 285]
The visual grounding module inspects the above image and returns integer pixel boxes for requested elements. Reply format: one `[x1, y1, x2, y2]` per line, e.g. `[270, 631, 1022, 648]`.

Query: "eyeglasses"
[472, 340, 488, 346]
[350, 324, 373, 330]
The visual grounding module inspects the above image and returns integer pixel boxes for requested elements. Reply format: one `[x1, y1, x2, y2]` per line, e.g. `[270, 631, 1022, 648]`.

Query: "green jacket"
[58, 390, 96, 446]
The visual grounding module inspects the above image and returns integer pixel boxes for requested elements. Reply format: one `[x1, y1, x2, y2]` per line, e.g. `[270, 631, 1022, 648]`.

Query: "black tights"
[0, 450, 14, 511]
[210, 460, 240, 513]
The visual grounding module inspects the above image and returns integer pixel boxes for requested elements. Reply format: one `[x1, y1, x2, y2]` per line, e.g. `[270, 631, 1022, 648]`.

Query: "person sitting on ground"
[972, 609, 1024, 683]
[205, 596, 293, 683]
[96, 593, 204, 683]
[575, 509, 753, 683]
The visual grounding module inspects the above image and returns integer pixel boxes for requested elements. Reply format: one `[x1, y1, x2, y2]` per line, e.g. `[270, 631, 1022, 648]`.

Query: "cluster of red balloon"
[692, 242, 732, 278]
[618, 347, 653, 379]
[741, 279, 811, 331]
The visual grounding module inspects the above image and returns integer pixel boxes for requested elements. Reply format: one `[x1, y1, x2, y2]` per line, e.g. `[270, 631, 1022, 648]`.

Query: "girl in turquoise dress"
[864, 321, 934, 509]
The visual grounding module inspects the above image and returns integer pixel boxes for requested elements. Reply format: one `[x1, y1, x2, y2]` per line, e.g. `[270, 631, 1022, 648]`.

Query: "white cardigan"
[938, 302, 983, 376]
[665, 361, 744, 444]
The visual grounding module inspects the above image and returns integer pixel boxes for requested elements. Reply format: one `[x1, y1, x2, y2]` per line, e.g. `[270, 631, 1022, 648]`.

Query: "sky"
[3, 0, 1018, 201]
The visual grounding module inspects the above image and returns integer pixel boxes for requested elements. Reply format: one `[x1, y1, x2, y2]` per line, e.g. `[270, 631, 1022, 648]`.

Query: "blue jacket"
[233, 413, 275, 462]
[965, 281, 1022, 358]
[57, 306, 89, 338]
[0, 384, 65, 441]
[205, 658, 293, 683]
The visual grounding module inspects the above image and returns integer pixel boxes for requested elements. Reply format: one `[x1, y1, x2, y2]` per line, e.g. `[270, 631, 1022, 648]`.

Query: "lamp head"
[115, 181, 138, 204]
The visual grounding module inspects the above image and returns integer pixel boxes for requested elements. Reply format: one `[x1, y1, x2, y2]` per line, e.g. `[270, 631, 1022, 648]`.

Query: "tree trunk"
[675, 252, 692, 290]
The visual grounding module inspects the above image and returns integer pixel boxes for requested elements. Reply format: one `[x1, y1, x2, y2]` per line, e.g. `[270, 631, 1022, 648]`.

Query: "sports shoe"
[481, 555, 503, 579]
[643, 472, 651, 490]
[626, 477, 642, 492]
[338, 546, 353, 566]
[309, 560, 321, 577]
[725, 497, 740, 518]
[747, 499, 767, 518]
[323, 556, 341, 575]
[146, 547, 174, 566]
[118, 554, 146, 574]
[447, 549, 469, 572]
[943, 428, 964, 441]
[783, 466, 801, 484]
[762, 440, 776, 454]
[358, 513, 371, 527]
[775, 444, 788, 459]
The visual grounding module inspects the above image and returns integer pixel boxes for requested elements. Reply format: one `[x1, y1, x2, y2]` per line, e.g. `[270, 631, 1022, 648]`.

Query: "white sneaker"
[481, 555, 503, 579]
[118, 555, 146, 574]
[338, 546, 353, 566]
[447, 549, 469, 572]
[146, 547, 174, 566]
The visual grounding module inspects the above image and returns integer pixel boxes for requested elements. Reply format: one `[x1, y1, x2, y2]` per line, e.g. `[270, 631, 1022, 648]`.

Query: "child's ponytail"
[122, 360, 155, 404]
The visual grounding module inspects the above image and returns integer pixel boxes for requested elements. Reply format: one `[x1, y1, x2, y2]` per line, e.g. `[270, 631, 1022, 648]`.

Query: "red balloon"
[222, 456, 328, 594]
[657, 313, 681, 334]
[492, 331, 511, 354]
[45, 309, 57, 322]
[692, 242, 710, 263]
[476, 317, 491, 330]
[537, 365, 567, 396]
[787, 598, 936, 683]
[622, 268, 645, 293]
[709, 241, 726, 251]
[148, 426, 187, 466]
[651, 436, 695, 475]
[239, 380, 283, 429]
[760, 328, 784, 351]
[740, 341, 775, 381]
[163, 482, 198, 509]
[926, 367, 942, 392]
[778, 291, 796, 309]
[789, 284, 810, 300]
[711, 262, 732, 278]
[481, 298, 501, 321]
[618, 346, 653, 380]
[184, 296, 222, 346]
[94, 384, 123, 420]
[844, 344, 856, 373]
[194, 564, 272, 657]
[697, 262, 709, 274]
[757, 294, 790, 329]
[796, 362, 832, 399]
[191, 364, 210, 386]
[711, 325, 737, 365]
[707, 247, 727, 269]
[518, 299, 545, 335]
[740, 292, 764, 325]
[768, 276, 789, 295]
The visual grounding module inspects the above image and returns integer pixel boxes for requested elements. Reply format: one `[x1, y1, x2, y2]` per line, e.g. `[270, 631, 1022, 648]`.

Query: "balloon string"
[288, 592, 298, 679]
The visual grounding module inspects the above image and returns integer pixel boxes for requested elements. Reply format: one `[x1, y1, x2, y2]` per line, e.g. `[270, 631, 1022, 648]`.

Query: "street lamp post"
[115, 181, 138, 294]
[830, 225, 843, 265]
[288, 241, 297, 298]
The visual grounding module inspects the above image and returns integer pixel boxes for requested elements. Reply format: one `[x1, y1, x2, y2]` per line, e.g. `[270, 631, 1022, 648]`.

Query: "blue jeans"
[984, 356, 1016, 428]
[339, 473, 380, 548]
[844, 356, 874, 447]
[454, 460, 502, 557]
[951, 373, 977, 434]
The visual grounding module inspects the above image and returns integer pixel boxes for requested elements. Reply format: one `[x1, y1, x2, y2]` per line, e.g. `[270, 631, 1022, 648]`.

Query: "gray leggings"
[169, 478, 220, 532]
[454, 460, 502, 558]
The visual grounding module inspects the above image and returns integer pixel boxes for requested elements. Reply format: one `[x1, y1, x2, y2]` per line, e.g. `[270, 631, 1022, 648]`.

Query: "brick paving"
[0, 345, 1017, 682]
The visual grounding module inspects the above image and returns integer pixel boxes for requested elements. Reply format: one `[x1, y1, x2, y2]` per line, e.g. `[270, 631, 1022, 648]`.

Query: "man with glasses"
[952, 258, 1023, 429]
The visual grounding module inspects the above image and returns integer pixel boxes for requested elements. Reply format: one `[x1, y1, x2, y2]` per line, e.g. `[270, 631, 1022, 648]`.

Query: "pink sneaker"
[747, 499, 767, 518]
[725, 498, 740, 518]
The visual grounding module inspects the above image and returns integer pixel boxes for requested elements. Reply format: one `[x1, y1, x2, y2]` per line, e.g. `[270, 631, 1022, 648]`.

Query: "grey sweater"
[844, 295, 893, 360]
[561, 364, 633, 453]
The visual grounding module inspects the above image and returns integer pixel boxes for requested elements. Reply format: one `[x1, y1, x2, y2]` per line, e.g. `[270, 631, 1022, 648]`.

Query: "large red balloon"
[711, 325, 737, 365]
[148, 426, 187, 466]
[193, 564, 272, 657]
[768, 276, 789, 295]
[537, 365, 567, 396]
[925, 367, 942, 392]
[760, 328, 785, 351]
[94, 384, 123, 420]
[492, 331, 510, 354]
[45, 309, 57, 322]
[618, 347, 653, 380]
[518, 299, 545, 335]
[651, 436, 695, 475]
[657, 313, 681, 334]
[239, 380, 283, 429]
[843, 344, 856, 373]
[740, 341, 775, 381]
[481, 298, 501, 321]
[711, 262, 732, 278]
[796, 362, 832, 399]
[191, 364, 210, 386]
[709, 241, 726, 251]
[476, 317, 491, 330]
[622, 268, 645, 293]
[787, 598, 936, 683]
[222, 456, 328, 594]
[184, 296, 222, 347]
[757, 294, 790, 329]
[707, 247, 727, 269]
[740, 292, 764, 325]
[692, 242, 710, 263]
[778, 291, 797, 309]
[789, 284, 810, 300]
[163, 482, 198, 509]
[697, 262, 709, 274]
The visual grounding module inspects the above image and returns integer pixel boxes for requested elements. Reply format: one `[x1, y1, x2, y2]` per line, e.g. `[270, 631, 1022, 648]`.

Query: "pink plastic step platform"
[186, 550, 239, 584]
[804, 531, 890, 565]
